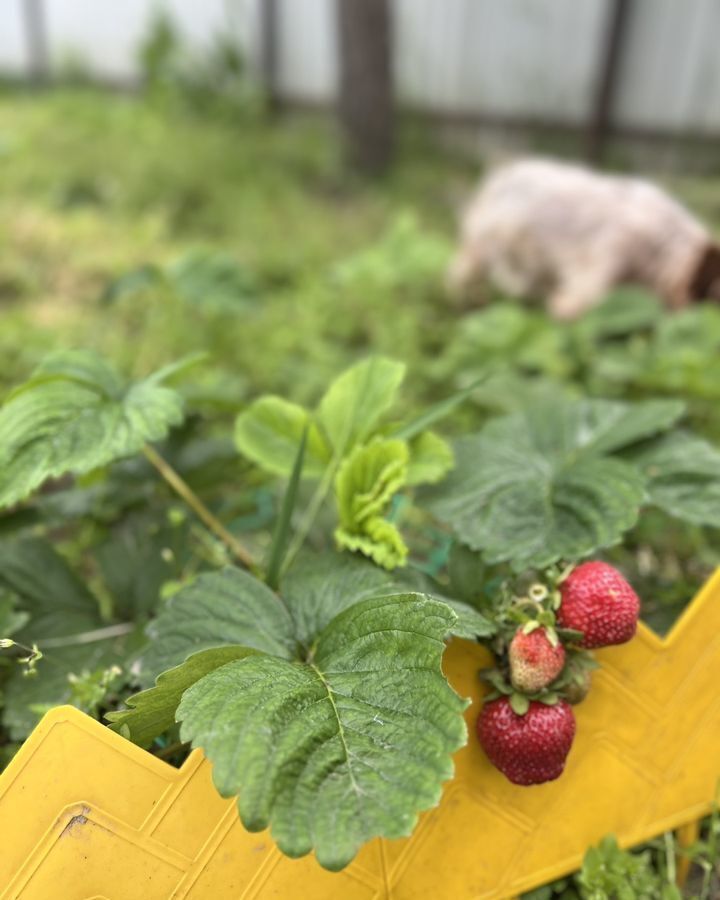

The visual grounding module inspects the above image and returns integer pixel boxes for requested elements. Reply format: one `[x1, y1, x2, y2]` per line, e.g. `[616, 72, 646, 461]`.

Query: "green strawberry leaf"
[406, 431, 454, 486]
[122, 555, 483, 750]
[425, 399, 673, 570]
[282, 552, 492, 646]
[234, 396, 330, 478]
[318, 356, 406, 452]
[137, 567, 296, 687]
[280, 553, 399, 649]
[107, 646, 254, 746]
[572, 287, 663, 340]
[176, 594, 468, 871]
[0, 538, 101, 638]
[334, 437, 409, 569]
[0, 591, 28, 638]
[0, 538, 131, 738]
[569, 399, 684, 457]
[0, 350, 186, 509]
[626, 430, 720, 527]
[391, 566, 497, 640]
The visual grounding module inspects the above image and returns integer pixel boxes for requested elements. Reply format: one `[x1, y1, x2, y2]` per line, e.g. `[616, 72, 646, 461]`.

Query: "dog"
[448, 158, 720, 320]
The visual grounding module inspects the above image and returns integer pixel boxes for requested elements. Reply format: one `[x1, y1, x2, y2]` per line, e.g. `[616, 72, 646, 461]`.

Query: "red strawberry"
[509, 626, 565, 693]
[477, 697, 576, 785]
[557, 561, 640, 649]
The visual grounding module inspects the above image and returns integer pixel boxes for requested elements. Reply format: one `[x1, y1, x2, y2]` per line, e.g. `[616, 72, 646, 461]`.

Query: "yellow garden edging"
[1, 569, 719, 899]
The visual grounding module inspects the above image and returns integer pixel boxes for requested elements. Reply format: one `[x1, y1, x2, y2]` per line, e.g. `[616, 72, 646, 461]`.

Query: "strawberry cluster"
[476, 561, 640, 787]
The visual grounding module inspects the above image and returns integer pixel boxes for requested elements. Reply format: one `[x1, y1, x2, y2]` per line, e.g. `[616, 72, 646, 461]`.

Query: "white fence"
[2, 0, 720, 137]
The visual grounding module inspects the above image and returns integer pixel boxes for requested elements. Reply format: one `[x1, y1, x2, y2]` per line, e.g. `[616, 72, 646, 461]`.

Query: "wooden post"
[586, 0, 634, 165]
[22, 0, 50, 83]
[336, 0, 394, 174]
[260, 0, 281, 113]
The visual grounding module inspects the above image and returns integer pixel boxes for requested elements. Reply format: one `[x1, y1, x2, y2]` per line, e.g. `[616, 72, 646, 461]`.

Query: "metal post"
[586, 0, 634, 164]
[336, 0, 394, 174]
[22, 0, 50, 83]
[260, 0, 281, 112]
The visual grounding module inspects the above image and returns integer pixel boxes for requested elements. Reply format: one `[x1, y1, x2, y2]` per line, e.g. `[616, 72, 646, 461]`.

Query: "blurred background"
[3, 0, 720, 167]
[1, 0, 720, 627]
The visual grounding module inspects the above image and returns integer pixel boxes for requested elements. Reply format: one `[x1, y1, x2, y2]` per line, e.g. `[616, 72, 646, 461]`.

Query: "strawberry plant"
[1, 349, 720, 870]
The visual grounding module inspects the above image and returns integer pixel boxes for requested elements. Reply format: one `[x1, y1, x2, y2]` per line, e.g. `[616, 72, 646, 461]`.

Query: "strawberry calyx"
[480, 666, 564, 714]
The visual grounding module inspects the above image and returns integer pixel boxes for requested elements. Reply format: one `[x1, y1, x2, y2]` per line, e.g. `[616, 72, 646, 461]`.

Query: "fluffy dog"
[448, 158, 720, 320]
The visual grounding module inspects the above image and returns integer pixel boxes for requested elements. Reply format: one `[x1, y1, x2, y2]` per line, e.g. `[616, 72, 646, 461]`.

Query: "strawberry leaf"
[626, 430, 720, 527]
[334, 437, 409, 569]
[318, 356, 406, 452]
[234, 396, 330, 478]
[425, 399, 677, 570]
[0, 350, 186, 509]
[280, 553, 400, 649]
[176, 594, 468, 871]
[137, 567, 296, 687]
[0, 538, 131, 738]
[282, 552, 494, 644]
[107, 646, 254, 746]
[406, 431, 454, 486]
[121, 555, 483, 754]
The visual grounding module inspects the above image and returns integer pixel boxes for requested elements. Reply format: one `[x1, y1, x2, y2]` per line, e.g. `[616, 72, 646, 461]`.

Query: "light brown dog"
[448, 158, 720, 320]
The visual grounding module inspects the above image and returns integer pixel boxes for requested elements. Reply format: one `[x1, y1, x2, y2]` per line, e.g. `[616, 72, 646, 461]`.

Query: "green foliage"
[627, 431, 720, 527]
[331, 212, 452, 293]
[0, 350, 186, 509]
[0, 539, 132, 738]
[234, 396, 330, 478]
[108, 646, 254, 746]
[428, 398, 690, 569]
[335, 438, 409, 568]
[102, 250, 258, 314]
[577, 836, 680, 900]
[177, 594, 467, 870]
[406, 431, 454, 485]
[280, 553, 401, 650]
[573, 287, 663, 340]
[235, 357, 455, 569]
[0, 592, 29, 639]
[136, 567, 296, 687]
[137, 9, 252, 115]
[66, 664, 124, 718]
[318, 356, 407, 452]
[235, 357, 407, 476]
[265, 423, 309, 589]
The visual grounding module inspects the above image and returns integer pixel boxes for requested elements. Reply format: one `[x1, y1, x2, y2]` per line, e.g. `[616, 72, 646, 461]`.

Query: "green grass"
[0, 87, 474, 398]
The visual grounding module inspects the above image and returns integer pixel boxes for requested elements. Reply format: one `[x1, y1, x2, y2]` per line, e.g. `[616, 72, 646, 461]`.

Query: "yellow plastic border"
[1, 569, 719, 899]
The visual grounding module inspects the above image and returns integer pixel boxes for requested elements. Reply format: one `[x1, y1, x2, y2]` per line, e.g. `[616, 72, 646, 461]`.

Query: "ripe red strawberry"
[477, 697, 576, 785]
[509, 626, 565, 693]
[557, 561, 640, 649]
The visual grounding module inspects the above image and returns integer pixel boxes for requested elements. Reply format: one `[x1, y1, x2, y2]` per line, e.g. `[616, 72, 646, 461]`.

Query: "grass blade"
[265, 423, 308, 589]
[393, 371, 490, 441]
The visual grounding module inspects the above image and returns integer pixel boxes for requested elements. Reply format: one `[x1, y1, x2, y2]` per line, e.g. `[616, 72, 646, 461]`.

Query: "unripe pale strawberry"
[477, 697, 576, 785]
[563, 670, 592, 705]
[557, 561, 640, 649]
[509, 626, 565, 693]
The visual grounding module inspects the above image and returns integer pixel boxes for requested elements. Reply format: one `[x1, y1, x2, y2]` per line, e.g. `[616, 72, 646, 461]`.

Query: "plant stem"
[664, 830, 676, 885]
[281, 454, 338, 576]
[143, 444, 254, 570]
[155, 740, 190, 761]
[40, 623, 136, 649]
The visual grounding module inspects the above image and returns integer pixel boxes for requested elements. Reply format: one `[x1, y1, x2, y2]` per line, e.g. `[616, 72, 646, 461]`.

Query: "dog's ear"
[689, 244, 720, 302]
